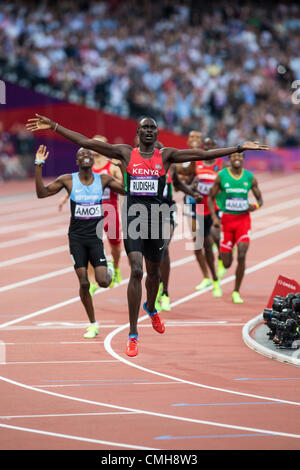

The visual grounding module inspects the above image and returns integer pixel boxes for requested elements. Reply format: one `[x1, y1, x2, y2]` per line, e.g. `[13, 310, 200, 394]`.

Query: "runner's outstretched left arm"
[167, 141, 269, 164]
[26, 114, 130, 161]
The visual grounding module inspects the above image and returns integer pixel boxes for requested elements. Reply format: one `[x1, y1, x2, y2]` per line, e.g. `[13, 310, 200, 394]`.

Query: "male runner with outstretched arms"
[27, 114, 268, 357]
[207, 151, 263, 304]
[34, 145, 125, 339]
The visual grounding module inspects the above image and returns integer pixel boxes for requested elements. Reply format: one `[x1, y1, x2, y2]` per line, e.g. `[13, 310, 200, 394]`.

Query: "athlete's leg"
[194, 248, 209, 278]
[159, 219, 175, 302]
[127, 251, 143, 336]
[203, 234, 222, 297]
[110, 242, 121, 269]
[220, 251, 233, 269]
[88, 261, 98, 296]
[194, 215, 211, 290]
[203, 235, 218, 281]
[160, 246, 170, 294]
[145, 258, 161, 313]
[187, 212, 209, 280]
[94, 265, 113, 288]
[74, 267, 95, 323]
[88, 262, 96, 284]
[234, 242, 249, 293]
[109, 240, 122, 286]
[211, 223, 226, 278]
[219, 214, 234, 270]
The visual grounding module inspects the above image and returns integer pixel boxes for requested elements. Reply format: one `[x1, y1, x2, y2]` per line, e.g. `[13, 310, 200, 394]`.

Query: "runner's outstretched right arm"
[26, 114, 129, 161]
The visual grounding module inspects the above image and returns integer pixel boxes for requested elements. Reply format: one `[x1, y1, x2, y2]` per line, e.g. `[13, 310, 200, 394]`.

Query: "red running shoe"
[151, 312, 165, 334]
[126, 336, 138, 357]
[143, 302, 165, 334]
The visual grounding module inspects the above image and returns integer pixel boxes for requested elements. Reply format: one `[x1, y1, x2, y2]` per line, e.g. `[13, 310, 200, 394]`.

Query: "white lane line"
[252, 215, 300, 239]
[3, 360, 117, 365]
[0, 422, 158, 450]
[0, 267, 73, 293]
[0, 411, 139, 419]
[0, 206, 65, 223]
[0, 214, 67, 235]
[252, 197, 300, 219]
[0, 228, 66, 249]
[0, 245, 69, 268]
[1, 374, 300, 440]
[3, 341, 104, 345]
[103, 244, 300, 408]
[262, 183, 300, 202]
[31, 381, 179, 388]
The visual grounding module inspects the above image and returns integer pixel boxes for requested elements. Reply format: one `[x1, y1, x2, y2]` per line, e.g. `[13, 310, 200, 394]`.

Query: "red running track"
[0, 173, 300, 451]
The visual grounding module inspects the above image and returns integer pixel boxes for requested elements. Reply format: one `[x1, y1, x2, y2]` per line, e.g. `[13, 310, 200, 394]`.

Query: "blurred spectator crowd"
[0, 121, 35, 180]
[0, 0, 300, 147]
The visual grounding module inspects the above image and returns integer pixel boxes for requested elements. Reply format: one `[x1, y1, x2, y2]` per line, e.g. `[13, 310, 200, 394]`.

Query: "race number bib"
[225, 198, 249, 212]
[130, 176, 158, 196]
[74, 203, 102, 219]
[197, 181, 213, 195]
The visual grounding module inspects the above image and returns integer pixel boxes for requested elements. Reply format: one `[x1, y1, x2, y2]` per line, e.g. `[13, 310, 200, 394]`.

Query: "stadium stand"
[0, 0, 299, 148]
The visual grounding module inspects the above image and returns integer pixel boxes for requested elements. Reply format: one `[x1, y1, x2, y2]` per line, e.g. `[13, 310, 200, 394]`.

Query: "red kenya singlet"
[125, 148, 166, 209]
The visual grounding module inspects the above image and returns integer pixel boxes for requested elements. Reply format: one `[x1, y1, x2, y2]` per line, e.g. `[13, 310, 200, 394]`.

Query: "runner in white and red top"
[194, 137, 227, 297]
[91, 135, 123, 291]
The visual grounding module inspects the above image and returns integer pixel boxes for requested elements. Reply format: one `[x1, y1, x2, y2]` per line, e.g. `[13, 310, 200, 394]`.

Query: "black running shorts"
[69, 236, 107, 269]
[122, 216, 165, 263]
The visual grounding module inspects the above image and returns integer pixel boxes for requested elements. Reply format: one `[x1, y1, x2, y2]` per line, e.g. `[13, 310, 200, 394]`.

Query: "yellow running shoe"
[160, 293, 171, 311]
[232, 291, 244, 304]
[89, 282, 98, 297]
[114, 268, 122, 285]
[212, 280, 222, 298]
[155, 282, 163, 311]
[217, 259, 226, 279]
[195, 278, 212, 290]
[83, 324, 99, 338]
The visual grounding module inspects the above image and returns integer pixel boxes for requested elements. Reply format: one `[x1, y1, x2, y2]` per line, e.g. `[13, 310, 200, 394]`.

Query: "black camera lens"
[263, 308, 273, 322]
[292, 298, 300, 313]
[286, 293, 296, 308]
[272, 296, 285, 312]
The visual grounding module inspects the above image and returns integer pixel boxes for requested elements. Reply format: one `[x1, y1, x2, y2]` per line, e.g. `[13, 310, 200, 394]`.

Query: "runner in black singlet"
[27, 114, 268, 357]
[34, 145, 124, 339]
